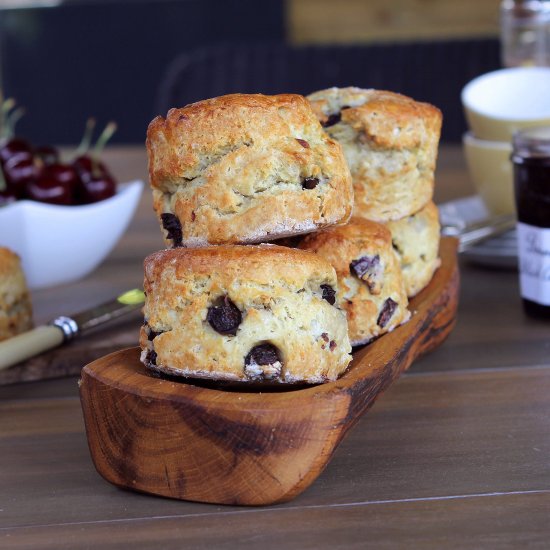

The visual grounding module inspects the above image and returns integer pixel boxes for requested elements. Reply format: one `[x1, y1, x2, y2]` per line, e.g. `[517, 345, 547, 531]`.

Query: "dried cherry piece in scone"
[207, 295, 242, 335]
[322, 105, 350, 128]
[244, 343, 282, 380]
[322, 113, 341, 127]
[302, 177, 319, 189]
[160, 213, 183, 247]
[350, 254, 383, 294]
[320, 284, 336, 305]
[377, 298, 398, 328]
[143, 322, 161, 341]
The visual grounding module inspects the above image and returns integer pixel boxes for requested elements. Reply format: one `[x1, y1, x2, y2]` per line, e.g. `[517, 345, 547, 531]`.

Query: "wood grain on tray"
[79, 237, 459, 506]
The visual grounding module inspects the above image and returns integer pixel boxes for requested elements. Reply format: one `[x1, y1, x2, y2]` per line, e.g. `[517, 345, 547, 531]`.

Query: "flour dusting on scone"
[147, 93, 353, 246]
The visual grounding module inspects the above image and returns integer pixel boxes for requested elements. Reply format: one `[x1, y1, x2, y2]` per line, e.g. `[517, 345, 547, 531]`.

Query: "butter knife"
[441, 213, 516, 253]
[0, 288, 145, 371]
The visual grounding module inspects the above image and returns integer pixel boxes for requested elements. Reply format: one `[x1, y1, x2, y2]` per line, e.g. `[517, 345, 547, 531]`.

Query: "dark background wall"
[0, 0, 285, 145]
[0, 0, 501, 145]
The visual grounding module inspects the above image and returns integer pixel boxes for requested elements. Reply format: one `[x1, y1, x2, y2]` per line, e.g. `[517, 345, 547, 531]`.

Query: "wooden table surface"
[1, 146, 549, 549]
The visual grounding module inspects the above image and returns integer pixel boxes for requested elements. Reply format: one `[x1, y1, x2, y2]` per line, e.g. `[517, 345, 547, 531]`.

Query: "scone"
[0, 247, 33, 341]
[385, 201, 441, 297]
[140, 245, 352, 383]
[147, 93, 353, 246]
[299, 219, 410, 346]
[307, 87, 442, 221]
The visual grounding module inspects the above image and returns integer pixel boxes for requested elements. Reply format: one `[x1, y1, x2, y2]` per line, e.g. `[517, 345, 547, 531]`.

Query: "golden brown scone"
[140, 245, 352, 384]
[299, 219, 410, 346]
[385, 201, 441, 297]
[0, 247, 33, 341]
[307, 87, 442, 221]
[147, 93, 353, 246]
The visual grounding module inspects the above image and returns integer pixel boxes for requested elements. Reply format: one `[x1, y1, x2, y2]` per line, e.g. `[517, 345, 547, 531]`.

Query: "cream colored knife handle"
[0, 325, 65, 371]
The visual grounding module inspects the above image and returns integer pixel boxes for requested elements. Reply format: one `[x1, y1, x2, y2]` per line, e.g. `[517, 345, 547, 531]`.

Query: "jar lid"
[513, 126, 550, 158]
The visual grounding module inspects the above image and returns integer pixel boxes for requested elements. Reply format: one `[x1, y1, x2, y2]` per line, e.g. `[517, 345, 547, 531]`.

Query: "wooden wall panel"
[288, 0, 501, 44]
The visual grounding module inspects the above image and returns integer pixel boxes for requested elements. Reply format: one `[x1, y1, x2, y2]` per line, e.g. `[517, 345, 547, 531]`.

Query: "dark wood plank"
[2, 365, 549, 529]
[411, 260, 550, 374]
[2, 491, 549, 549]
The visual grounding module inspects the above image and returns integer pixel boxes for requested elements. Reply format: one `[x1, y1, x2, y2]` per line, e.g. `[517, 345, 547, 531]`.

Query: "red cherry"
[0, 138, 33, 164]
[72, 154, 111, 182]
[77, 173, 116, 204]
[44, 163, 79, 188]
[25, 172, 73, 205]
[3, 152, 38, 198]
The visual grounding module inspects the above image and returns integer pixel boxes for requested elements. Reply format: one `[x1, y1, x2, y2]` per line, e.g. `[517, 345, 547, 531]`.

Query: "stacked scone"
[142, 94, 354, 384]
[307, 87, 443, 299]
[141, 88, 443, 383]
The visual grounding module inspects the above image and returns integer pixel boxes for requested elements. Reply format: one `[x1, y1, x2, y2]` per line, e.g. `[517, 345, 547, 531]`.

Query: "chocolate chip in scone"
[207, 295, 242, 335]
[329, 340, 337, 351]
[377, 298, 398, 328]
[302, 177, 319, 190]
[296, 138, 310, 148]
[160, 213, 183, 247]
[350, 254, 383, 295]
[321, 332, 329, 342]
[322, 113, 341, 127]
[244, 343, 282, 381]
[320, 284, 336, 305]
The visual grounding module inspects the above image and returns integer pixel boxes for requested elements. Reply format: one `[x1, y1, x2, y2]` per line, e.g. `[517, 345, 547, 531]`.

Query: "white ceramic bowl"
[462, 67, 550, 141]
[0, 180, 143, 289]
[462, 133, 514, 216]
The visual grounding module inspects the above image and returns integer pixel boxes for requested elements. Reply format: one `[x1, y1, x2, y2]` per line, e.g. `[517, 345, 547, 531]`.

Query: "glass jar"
[512, 126, 550, 318]
[501, 0, 550, 67]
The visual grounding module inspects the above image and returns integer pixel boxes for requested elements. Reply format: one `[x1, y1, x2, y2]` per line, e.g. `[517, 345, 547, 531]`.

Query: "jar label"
[517, 223, 550, 306]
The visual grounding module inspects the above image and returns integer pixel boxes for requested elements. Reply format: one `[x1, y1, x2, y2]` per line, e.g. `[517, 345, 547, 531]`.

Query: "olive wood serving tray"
[79, 237, 459, 506]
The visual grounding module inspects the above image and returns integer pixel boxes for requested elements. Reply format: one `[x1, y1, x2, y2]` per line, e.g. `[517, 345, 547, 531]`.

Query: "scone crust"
[140, 245, 352, 383]
[385, 201, 441, 297]
[147, 93, 353, 246]
[307, 87, 442, 221]
[299, 219, 410, 345]
[0, 247, 33, 341]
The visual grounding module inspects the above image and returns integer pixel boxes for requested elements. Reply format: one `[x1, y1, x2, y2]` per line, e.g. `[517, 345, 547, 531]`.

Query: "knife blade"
[441, 213, 516, 253]
[0, 288, 145, 371]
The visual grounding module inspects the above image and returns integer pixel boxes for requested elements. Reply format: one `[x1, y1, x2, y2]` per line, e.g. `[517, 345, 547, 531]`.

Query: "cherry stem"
[0, 95, 16, 140]
[74, 118, 96, 157]
[5, 107, 25, 139]
[91, 121, 117, 176]
[93, 121, 117, 156]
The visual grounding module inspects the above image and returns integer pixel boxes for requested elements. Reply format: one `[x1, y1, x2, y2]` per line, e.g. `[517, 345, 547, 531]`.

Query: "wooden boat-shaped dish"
[79, 237, 459, 506]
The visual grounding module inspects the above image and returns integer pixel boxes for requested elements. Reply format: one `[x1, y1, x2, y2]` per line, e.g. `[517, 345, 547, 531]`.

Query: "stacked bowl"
[461, 67, 550, 215]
